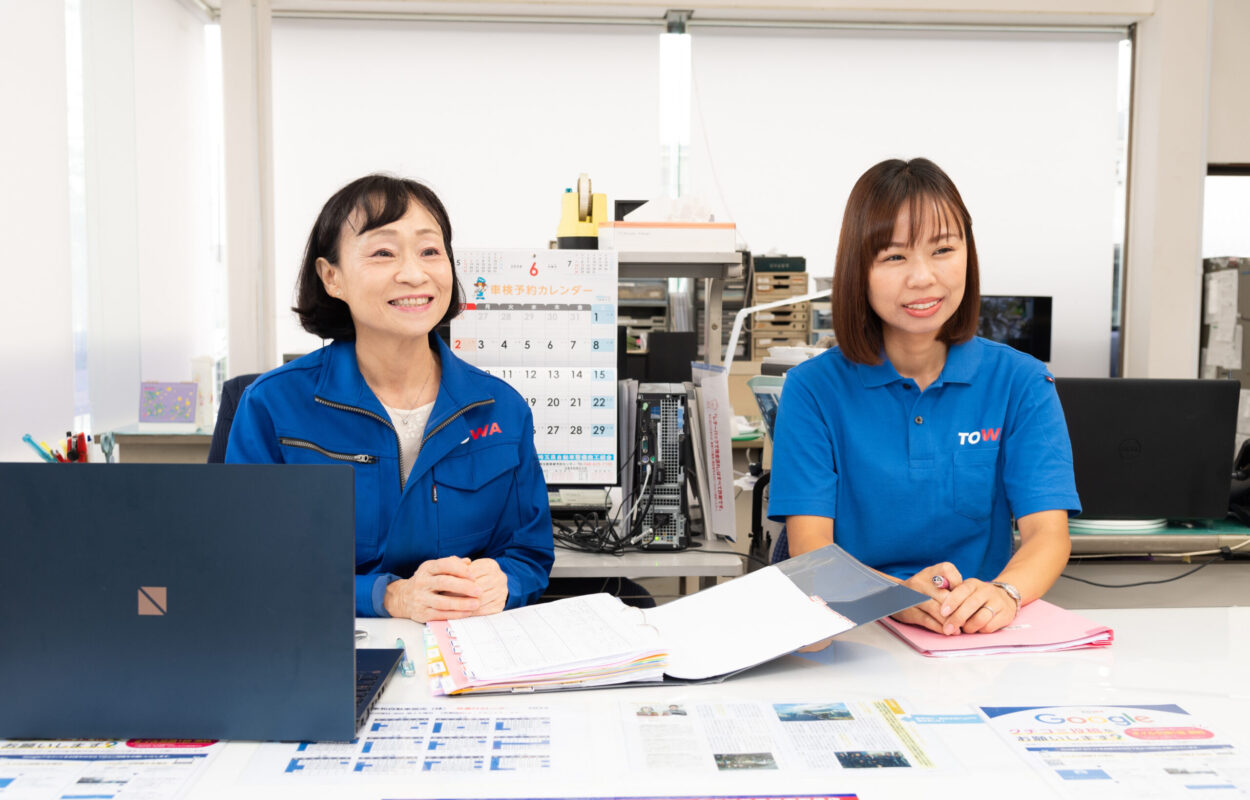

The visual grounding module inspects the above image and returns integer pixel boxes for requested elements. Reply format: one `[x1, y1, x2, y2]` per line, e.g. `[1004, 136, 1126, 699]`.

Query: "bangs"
[348, 187, 432, 238]
[861, 154, 972, 260]
[866, 193, 966, 257]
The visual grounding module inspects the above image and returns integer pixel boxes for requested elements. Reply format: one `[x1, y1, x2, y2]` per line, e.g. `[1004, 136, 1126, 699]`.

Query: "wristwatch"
[990, 581, 1022, 611]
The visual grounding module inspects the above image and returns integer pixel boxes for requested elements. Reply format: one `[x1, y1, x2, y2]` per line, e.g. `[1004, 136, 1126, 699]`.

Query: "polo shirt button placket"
[914, 416, 923, 425]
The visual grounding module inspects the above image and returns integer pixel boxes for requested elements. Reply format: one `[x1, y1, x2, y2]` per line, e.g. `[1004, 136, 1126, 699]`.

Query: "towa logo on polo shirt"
[957, 428, 1001, 445]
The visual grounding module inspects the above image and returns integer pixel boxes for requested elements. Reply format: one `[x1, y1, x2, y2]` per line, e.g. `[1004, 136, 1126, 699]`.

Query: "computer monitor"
[1054, 378, 1239, 520]
[978, 295, 1052, 362]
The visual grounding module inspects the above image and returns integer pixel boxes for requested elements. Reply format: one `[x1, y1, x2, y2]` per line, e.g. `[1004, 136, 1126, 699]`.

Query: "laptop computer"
[1054, 378, 1239, 520]
[0, 463, 401, 741]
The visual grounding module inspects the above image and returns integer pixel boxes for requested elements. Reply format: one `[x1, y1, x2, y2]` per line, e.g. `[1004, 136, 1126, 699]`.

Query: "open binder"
[424, 544, 926, 696]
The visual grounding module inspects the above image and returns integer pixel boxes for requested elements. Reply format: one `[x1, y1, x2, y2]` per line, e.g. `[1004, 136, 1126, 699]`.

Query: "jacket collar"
[314, 334, 492, 420]
[856, 337, 982, 388]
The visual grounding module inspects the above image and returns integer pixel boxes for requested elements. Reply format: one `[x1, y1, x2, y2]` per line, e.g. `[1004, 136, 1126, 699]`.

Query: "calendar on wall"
[450, 249, 618, 485]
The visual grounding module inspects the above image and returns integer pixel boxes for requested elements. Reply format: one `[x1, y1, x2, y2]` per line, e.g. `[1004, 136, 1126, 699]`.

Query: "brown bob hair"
[831, 158, 980, 365]
[293, 174, 463, 340]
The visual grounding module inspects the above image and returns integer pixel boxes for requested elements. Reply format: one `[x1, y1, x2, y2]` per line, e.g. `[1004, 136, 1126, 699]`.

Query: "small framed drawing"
[138, 381, 199, 432]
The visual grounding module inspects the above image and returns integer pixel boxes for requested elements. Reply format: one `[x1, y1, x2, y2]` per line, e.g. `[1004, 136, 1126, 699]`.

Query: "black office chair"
[206, 373, 261, 463]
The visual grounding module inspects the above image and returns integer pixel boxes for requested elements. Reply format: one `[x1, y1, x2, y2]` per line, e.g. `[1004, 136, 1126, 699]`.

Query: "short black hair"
[293, 174, 463, 340]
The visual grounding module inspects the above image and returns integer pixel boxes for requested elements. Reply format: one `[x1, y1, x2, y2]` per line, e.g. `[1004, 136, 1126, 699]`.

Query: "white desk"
[177, 606, 1250, 799]
[551, 535, 745, 590]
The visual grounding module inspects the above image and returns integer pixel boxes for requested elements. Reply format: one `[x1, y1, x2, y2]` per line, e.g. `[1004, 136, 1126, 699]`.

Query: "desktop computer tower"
[632, 383, 691, 550]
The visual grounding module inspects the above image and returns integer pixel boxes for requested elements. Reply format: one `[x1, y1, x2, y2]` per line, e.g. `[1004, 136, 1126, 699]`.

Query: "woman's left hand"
[467, 558, 509, 616]
[938, 579, 1018, 634]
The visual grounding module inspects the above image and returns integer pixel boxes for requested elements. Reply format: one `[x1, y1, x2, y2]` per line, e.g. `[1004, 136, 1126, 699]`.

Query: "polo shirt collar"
[855, 338, 983, 388]
[856, 357, 905, 388]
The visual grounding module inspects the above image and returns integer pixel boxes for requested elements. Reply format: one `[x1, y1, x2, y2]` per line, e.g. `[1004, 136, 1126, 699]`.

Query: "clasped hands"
[383, 556, 509, 623]
[892, 563, 1018, 635]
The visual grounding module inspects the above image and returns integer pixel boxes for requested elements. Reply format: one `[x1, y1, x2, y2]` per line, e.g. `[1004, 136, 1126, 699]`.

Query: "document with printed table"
[424, 544, 926, 695]
[878, 599, 1113, 657]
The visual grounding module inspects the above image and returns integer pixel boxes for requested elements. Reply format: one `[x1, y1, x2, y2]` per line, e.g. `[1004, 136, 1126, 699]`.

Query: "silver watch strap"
[990, 581, 1022, 608]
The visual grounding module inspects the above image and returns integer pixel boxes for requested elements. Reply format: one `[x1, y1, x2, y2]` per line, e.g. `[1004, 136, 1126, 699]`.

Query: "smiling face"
[315, 199, 453, 348]
[866, 202, 967, 347]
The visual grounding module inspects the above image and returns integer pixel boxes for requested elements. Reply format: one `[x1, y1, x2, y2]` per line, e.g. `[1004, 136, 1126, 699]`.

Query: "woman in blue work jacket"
[227, 174, 554, 621]
[768, 158, 1080, 636]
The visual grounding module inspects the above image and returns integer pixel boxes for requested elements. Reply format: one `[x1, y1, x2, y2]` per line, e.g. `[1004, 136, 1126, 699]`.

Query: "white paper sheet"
[447, 593, 660, 680]
[0, 738, 222, 800]
[648, 566, 853, 680]
[1205, 268, 1239, 326]
[241, 704, 593, 785]
[1207, 322, 1244, 369]
[622, 697, 941, 773]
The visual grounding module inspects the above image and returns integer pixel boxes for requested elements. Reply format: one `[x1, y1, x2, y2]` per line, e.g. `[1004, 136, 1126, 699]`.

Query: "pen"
[396, 638, 416, 677]
[23, 434, 56, 463]
[931, 575, 951, 591]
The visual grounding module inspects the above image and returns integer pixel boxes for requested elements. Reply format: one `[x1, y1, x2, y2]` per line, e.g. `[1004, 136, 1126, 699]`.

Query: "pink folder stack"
[879, 599, 1113, 657]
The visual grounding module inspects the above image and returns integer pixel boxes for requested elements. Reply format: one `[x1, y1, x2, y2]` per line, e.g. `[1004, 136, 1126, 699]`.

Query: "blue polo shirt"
[767, 337, 1080, 581]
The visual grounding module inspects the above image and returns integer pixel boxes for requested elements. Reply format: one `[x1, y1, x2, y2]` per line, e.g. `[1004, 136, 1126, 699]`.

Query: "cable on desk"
[1065, 536, 1250, 561]
[1060, 557, 1222, 588]
[735, 550, 772, 570]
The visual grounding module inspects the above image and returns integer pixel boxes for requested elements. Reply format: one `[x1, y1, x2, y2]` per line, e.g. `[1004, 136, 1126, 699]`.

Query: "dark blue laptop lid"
[0, 463, 361, 741]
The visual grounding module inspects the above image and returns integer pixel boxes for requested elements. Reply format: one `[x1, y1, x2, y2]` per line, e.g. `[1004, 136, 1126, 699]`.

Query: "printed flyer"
[980, 704, 1250, 798]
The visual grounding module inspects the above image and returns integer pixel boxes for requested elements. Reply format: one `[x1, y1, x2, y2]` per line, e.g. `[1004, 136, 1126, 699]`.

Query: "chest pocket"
[432, 443, 519, 555]
[278, 436, 383, 548]
[952, 448, 999, 521]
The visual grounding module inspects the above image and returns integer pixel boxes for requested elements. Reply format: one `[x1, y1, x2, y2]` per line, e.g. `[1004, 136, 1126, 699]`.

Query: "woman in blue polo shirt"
[768, 158, 1080, 636]
[227, 175, 553, 622]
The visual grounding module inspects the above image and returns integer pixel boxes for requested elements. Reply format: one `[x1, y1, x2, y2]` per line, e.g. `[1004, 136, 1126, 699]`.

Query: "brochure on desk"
[424, 544, 926, 696]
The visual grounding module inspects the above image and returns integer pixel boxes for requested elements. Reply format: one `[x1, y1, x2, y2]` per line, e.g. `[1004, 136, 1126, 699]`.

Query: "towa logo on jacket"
[469, 422, 502, 440]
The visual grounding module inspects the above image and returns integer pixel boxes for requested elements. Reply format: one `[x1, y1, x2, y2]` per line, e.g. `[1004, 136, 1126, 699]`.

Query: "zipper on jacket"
[421, 399, 495, 447]
[314, 395, 497, 493]
[432, 485, 438, 503]
[279, 437, 377, 464]
[315, 396, 405, 490]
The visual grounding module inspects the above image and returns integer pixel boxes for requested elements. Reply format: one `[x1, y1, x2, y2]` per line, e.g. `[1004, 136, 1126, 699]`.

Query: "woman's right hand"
[890, 562, 964, 634]
[383, 556, 483, 622]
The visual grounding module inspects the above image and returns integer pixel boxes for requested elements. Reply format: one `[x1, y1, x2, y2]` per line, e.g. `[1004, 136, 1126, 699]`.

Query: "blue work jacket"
[225, 334, 554, 616]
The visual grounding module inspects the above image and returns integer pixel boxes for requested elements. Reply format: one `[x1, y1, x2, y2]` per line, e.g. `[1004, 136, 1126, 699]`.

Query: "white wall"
[270, 19, 661, 360]
[1208, 0, 1250, 164]
[1121, 0, 1211, 379]
[0, 3, 76, 461]
[688, 28, 1122, 377]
